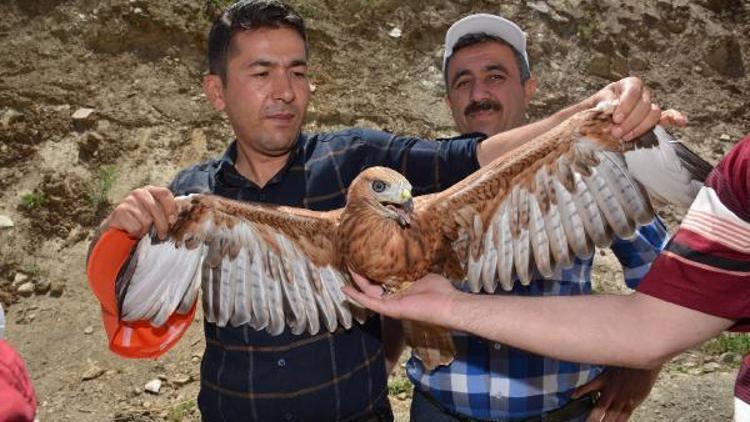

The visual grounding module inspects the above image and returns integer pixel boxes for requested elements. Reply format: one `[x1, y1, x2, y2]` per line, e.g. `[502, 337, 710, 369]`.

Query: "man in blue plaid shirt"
[399, 14, 668, 422]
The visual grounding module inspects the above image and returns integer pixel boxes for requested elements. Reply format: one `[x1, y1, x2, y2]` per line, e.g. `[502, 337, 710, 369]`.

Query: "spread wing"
[419, 103, 712, 293]
[118, 194, 365, 335]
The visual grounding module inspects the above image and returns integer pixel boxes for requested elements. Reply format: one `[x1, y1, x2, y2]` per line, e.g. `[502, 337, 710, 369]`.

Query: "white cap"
[443, 13, 529, 75]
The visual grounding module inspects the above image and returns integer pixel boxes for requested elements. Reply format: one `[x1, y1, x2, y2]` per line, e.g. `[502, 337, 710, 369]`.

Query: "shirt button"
[277, 358, 286, 367]
[494, 343, 502, 350]
[259, 193, 266, 201]
[284, 413, 294, 421]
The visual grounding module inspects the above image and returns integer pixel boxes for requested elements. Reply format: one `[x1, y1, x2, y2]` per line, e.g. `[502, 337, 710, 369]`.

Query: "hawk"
[116, 103, 711, 370]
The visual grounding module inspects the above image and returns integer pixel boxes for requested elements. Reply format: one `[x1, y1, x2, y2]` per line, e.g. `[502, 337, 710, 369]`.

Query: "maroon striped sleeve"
[706, 137, 750, 223]
[637, 136, 750, 331]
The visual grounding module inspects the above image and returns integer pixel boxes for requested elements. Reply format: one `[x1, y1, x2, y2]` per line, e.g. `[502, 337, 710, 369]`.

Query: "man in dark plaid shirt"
[89, 1, 669, 421]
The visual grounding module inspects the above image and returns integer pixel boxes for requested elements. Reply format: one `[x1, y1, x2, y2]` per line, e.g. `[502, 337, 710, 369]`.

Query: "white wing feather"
[119, 198, 356, 336]
[454, 123, 709, 294]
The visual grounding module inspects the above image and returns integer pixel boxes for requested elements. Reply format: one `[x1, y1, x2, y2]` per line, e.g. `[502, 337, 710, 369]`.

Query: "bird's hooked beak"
[384, 187, 414, 228]
[401, 189, 414, 213]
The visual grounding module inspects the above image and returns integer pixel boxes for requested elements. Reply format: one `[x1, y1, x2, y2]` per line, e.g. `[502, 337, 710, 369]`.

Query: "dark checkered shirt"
[168, 128, 483, 422]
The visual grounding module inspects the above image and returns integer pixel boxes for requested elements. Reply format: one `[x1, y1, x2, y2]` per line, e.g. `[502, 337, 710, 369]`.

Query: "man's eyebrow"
[451, 69, 472, 85]
[248, 59, 308, 68]
[248, 59, 274, 67]
[485, 63, 510, 74]
[451, 62, 512, 85]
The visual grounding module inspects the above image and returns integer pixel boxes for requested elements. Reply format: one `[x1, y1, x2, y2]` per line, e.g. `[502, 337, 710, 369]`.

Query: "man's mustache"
[465, 100, 501, 117]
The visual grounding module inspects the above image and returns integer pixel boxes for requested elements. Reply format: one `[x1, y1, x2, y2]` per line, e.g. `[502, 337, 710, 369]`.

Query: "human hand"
[573, 366, 660, 422]
[343, 271, 464, 327]
[103, 186, 177, 239]
[587, 77, 687, 141]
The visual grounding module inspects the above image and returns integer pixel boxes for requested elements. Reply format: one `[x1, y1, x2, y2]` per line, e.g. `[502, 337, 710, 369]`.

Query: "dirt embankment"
[0, 0, 748, 420]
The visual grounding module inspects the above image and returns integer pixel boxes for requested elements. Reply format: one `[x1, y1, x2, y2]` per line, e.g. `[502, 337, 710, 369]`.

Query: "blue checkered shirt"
[406, 220, 669, 420]
[169, 128, 483, 422]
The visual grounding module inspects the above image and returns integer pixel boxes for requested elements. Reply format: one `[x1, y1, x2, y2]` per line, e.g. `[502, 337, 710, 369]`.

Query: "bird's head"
[348, 166, 414, 227]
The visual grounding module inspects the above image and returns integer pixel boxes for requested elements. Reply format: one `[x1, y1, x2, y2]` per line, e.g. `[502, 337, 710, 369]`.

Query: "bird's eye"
[371, 180, 387, 193]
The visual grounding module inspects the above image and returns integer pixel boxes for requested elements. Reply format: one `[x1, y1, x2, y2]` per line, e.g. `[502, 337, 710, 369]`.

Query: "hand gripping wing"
[118, 194, 365, 335]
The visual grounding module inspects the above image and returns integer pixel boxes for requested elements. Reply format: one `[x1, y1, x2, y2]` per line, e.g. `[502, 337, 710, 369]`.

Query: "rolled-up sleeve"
[610, 218, 669, 289]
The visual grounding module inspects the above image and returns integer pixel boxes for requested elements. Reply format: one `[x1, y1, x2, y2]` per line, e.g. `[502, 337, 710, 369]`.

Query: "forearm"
[444, 292, 733, 368]
[476, 103, 587, 166]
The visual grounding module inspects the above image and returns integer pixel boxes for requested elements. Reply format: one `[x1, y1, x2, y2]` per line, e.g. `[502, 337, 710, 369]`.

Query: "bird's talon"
[394, 281, 414, 294]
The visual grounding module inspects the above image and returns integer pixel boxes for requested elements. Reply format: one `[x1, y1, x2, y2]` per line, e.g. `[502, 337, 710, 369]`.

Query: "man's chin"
[264, 122, 302, 141]
[267, 117, 301, 130]
[263, 133, 302, 155]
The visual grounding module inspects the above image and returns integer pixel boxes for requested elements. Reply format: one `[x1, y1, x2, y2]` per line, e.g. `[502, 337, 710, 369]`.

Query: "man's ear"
[444, 86, 458, 113]
[523, 74, 537, 107]
[203, 74, 226, 111]
[444, 93, 452, 110]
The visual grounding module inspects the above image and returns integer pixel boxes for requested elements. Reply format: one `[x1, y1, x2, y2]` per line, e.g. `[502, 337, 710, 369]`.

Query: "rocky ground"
[1, 0, 748, 420]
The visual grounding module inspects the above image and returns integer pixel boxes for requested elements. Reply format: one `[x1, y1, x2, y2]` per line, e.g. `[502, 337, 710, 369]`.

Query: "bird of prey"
[116, 102, 712, 370]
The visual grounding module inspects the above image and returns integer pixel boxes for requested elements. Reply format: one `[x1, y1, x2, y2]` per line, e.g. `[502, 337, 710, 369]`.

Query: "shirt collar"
[215, 134, 305, 189]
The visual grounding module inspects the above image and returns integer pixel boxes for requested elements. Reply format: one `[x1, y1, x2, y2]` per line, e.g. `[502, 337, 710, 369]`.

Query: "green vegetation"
[21, 192, 48, 210]
[88, 165, 117, 211]
[26, 263, 43, 277]
[166, 399, 197, 422]
[703, 333, 750, 357]
[387, 376, 412, 396]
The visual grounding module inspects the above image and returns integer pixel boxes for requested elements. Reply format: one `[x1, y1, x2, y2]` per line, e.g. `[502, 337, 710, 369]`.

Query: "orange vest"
[86, 229, 196, 358]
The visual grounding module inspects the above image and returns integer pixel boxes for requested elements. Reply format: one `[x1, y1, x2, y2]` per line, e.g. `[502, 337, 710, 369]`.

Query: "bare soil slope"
[1, 1, 748, 420]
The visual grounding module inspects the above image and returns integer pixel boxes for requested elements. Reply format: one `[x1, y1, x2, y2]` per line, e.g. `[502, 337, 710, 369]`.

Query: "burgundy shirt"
[638, 136, 750, 402]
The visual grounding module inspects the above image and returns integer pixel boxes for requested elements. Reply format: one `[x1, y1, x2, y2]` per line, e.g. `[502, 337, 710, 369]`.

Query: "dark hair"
[445, 33, 531, 87]
[207, 0, 308, 82]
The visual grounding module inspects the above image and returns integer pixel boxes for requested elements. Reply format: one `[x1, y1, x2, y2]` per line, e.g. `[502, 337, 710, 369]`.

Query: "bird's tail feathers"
[403, 320, 456, 372]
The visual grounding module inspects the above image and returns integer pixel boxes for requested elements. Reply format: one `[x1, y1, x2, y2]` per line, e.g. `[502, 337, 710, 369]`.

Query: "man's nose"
[272, 74, 295, 103]
[469, 80, 490, 103]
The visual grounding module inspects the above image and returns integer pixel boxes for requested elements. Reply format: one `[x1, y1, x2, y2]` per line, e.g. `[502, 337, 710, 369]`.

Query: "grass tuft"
[88, 165, 117, 211]
[21, 192, 48, 210]
[387, 377, 412, 396]
[166, 399, 197, 422]
[703, 333, 750, 356]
